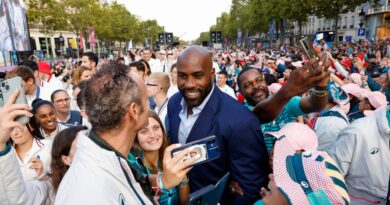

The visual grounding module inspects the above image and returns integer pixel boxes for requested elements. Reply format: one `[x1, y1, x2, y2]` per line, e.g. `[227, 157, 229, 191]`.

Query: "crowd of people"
[0, 38, 389, 205]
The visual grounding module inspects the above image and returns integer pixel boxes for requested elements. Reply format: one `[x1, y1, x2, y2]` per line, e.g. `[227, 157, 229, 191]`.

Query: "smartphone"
[299, 37, 319, 68]
[171, 135, 221, 167]
[0, 76, 29, 124]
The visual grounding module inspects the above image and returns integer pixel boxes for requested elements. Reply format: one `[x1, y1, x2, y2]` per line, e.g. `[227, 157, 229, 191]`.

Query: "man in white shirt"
[141, 47, 163, 73]
[36, 61, 64, 102]
[217, 70, 236, 99]
[146, 72, 170, 128]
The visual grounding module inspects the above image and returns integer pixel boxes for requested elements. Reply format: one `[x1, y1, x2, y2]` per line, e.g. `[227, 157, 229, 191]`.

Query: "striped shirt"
[244, 96, 304, 153]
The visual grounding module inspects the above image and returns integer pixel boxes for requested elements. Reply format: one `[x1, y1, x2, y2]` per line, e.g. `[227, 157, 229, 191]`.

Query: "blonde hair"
[148, 72, 170, 93]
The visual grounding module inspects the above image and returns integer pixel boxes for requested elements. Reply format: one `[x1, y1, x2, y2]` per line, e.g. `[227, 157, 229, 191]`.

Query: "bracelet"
[310, 88, 328, 97]
[157, 172, 171, 193]
[179, 178, 189, 188]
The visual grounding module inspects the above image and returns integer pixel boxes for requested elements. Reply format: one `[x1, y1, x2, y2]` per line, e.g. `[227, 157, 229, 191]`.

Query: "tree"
[26, 0, 67, 56]
[279, 0, 314, 37]
[194, 32, 210, 45]
[62, 0, 101, 55]
[313, 0, 367, 43]
[134, 20, 164, 47]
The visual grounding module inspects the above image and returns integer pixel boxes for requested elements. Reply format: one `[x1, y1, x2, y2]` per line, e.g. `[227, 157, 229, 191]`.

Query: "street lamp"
[59, 33, 64, 56]
[359, 9, 366, 28]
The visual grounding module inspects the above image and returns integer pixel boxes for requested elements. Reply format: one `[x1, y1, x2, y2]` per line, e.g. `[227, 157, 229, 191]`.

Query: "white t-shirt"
[39, 76, 65, 102]
[167, 85, 179, 98]
[16, 138, 52, 181]
[148, 58, 163, 73]
[217, 84, 237, 100]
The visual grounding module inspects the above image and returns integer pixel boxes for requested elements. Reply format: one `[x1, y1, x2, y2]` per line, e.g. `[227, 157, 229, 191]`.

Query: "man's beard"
[179, 82, 213, 108]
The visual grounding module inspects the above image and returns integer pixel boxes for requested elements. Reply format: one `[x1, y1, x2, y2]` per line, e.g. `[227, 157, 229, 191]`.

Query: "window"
[351, 16, 355, 28]
[344, 16, 348, 27]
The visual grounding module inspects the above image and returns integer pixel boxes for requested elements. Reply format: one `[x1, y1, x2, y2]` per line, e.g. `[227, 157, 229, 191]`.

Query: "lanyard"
[157, 99, 168, 116]
[118, 158, 146, 205]
[35, 86, 40, 99]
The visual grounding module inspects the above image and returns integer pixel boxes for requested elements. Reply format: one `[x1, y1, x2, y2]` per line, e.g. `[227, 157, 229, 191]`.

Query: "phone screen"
[171, 135, 221, 167]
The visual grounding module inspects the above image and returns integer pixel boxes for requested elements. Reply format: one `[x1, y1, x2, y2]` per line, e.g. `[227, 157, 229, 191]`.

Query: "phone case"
[0, 76, 29, 124]
[300, 37, 318, 59]
[171, 135, 221, 167]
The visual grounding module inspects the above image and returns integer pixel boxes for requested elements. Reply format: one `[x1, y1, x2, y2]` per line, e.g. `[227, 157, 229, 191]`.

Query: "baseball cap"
[38, 61, 51, 74]
[363, 91, 388, 116]
[270, 123, 350, 205]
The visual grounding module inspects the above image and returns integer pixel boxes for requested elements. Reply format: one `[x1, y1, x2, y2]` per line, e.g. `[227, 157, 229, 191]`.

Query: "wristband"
[157, 172, 171, 193]
[0, 144, 11, 157]
[179, 178, 189, 187]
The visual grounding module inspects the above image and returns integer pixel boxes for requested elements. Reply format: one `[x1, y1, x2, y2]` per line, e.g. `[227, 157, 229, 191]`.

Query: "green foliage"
[26, 0, 67, 36]
[26, 0, 166, 45]
[194, 0, 369, 45]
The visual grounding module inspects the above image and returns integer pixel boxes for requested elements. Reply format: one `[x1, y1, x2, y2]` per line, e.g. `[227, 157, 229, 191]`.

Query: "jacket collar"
[88, 129, 127, 159]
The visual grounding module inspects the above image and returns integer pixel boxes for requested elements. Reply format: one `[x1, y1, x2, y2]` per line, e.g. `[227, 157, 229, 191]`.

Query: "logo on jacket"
[370, 148, 379, 155]
[119, 193, 126, 205]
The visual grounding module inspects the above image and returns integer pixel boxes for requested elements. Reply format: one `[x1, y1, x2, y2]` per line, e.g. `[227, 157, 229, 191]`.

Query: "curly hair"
[85, 62, 142, 133]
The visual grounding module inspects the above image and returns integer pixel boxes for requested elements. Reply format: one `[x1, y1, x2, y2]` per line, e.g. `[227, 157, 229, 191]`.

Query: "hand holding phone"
[0, 89, 32, 151]
[171, 135, 221, 167]
[160, 144, 202, 190]
[0, 77, 29, 124]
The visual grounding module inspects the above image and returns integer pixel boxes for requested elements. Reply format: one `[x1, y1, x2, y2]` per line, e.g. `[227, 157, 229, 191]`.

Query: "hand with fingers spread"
[160, 144, 201, 190]
[29, 157, 43, 176]
[0, 89, 32, 151]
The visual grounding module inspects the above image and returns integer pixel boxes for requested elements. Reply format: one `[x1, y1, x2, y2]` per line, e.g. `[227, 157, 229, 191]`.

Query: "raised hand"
[29, 156, 43, 176]
[0, 89, 32, 151]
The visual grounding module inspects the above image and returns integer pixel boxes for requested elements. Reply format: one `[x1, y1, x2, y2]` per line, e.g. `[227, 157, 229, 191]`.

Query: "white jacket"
[314, 105, 350, 151]
[54, 134, 152, 205]
[329, 107, 390, 205]
[16, 138, 52, 181]
[0, 147, 54, 205]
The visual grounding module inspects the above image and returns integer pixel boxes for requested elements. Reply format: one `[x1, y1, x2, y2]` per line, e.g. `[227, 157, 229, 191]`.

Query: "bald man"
[167, 46, 269, 204]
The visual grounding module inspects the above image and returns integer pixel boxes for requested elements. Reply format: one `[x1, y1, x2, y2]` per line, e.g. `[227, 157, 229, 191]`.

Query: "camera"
[1, 82, 9, 91]
[62, 74, 70, 83]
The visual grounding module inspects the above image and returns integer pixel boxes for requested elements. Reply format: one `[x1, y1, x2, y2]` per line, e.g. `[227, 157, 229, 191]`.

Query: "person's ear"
[61, 155, 72, 166]
[210, 68, 215, 79]
[127, 102, 138, 121]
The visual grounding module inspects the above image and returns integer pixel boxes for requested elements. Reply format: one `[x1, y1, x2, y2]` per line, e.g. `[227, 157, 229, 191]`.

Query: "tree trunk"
[281, 19, 286, 45]
[334, 5, 340, 44]
[76, 31, 80, 59]
[299, 20, 303, 38]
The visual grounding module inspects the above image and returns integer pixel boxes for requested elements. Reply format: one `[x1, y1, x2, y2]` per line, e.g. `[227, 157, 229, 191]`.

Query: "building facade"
[293, 0, 390, 42]
[29, 25, 79, 58]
